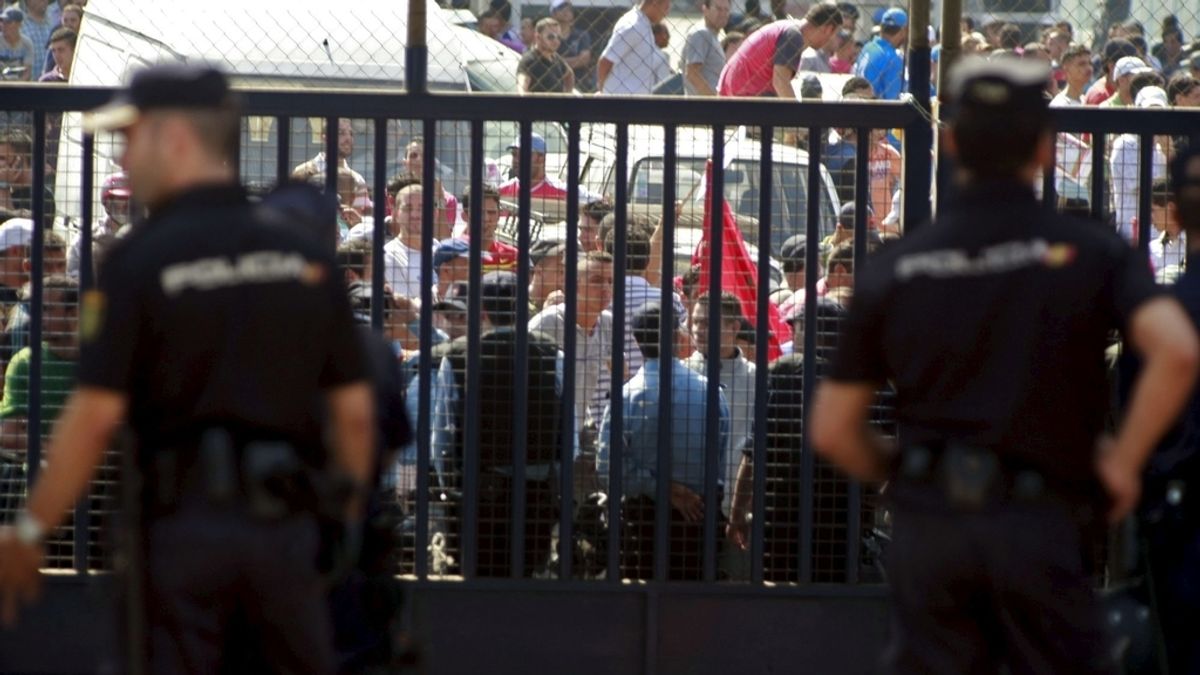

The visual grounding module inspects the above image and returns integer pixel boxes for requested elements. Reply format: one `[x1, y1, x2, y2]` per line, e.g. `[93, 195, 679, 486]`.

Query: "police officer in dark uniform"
[0, 66, 375, 674]
[1136, 146, 1200, 674]
[810, 58, 1200, 673]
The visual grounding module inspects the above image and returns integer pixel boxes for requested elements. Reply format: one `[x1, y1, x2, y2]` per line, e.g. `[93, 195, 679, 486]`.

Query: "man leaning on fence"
[433, 271, 564, 577]
[811, 57, 1200, 674]
[600, 301, 729, 581]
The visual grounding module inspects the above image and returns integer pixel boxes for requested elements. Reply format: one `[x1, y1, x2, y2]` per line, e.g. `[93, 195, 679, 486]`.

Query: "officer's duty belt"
[145, 429, 314, 521]
[898, 442, 1051, 510]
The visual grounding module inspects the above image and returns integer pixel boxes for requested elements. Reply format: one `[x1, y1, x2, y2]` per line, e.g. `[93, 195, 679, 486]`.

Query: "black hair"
[805, 1, 843, 28]
[1130, 70, 1166, 101]
[43, 274, 78, 305]
[603, 216, 654, 273]
[461, 183, 501, 212]
[48, 27, 76, 49]
[337, 238, 372, 277]
[631, 301, 678, 359]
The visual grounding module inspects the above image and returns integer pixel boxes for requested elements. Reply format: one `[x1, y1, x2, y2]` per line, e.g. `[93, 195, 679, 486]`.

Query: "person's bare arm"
[25, 388, 127, 530]
[596, 57, 614, 92]
[686, 63, 716, 96]
[326, 382, 376, 518]
[725, 453, 753, 549]
[811, 381, 894, 482]
[563, 66, 575, 92]
[772, 64, 797, 99]
[564, 49, 591, 70]
[518, 72, 533, 94]
[1100, 296, 1200, 521]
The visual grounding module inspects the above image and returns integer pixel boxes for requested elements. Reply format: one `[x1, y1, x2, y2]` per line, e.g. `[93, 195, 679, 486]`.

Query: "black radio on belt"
[900, 442, 1047, 509]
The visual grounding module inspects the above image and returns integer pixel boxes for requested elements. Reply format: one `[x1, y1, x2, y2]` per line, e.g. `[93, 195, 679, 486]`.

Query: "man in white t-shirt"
[597, 0, 671, 95]
[1049, 44, 1092, 107]
[383, 183, 435, 300]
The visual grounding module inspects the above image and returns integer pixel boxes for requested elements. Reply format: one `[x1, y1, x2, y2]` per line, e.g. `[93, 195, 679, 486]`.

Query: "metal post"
[27, 112, 46, 485]
[1137, 133, 1152, 258]
[703, 126, 725, 583]
[937, 0, 962, 88]
[1091, 133, 1108, 225]
[463, 120, 486, 579]
[606, 124, 628, 583]
[749, 128, 773, 585]
[799, 128, 823, 584]
[324, 116, 339, 198]
[559, 122, 580, 581]
[406, 0, 428, 94]
[275, 116, 292, 185]
[654, 126, 676, 584]
[73, 131, 96, 574]
[415, 119, 436, 580]
[904, 0, 934, 233]
[510, 121, 533, 578]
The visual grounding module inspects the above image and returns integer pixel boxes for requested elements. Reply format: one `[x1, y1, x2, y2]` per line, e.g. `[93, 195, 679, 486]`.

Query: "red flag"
[692, 160, 790, 361]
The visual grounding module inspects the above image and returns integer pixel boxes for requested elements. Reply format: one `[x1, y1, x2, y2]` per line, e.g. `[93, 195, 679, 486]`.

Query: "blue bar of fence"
[799, 126, 824, 584]
[750, 126, 773, 585]
[275, 116, 291, 185]
[703, 125, 725, 583]
[1091, 133, 1107, 224]
[418, 118, 438, 576]
[73, 130, 96, 575]
[847, 129, 872, 584]
[559, 122, 580, 581]
[607, 123, 629, 583]
[654, 124, 677, 584]
[370, 120, 388, 331]
[462, 120, 485, 580]
[27, 112, 46, 486]
[510, 121, 533, 579]
[324, 116, 338, 198]
[904, 49, 933, 232]
[1042, 151, 1057, 213]
[1137, 133, 1152, 257]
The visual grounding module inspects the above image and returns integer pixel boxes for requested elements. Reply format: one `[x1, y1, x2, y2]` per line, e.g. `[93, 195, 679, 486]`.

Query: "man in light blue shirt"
[852, 8, 907, 101]
[598, 301, 729, 580]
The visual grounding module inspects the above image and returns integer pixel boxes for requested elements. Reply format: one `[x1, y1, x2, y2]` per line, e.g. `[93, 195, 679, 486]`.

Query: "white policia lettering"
[896, 238, 1055, 281]
[160, 251, 314, 296]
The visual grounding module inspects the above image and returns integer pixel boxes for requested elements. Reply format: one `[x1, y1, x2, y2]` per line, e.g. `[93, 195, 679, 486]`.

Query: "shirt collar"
[149, 183, 248, 221]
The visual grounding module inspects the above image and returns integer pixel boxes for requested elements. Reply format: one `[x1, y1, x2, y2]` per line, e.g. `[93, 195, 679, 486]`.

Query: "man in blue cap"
[852, 7, 907, 100]
[813, 56, 1200, 673]
[0, 64, 374, 674]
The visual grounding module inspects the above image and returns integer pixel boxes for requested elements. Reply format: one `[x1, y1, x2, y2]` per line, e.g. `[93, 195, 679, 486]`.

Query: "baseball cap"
[0, 219, 34, 251]
[1135, 86, 1169, 109]
[780, 234, 807, 268]
[432, 238, 488, 271]
[880, 8, 907, 29]
[507, 133, 548, 155]
[550, 0, 572, 12]
[944, 57, 1050, 125]
[432, 282, 469, 313]
[101, 173, 131, 200]
[530, 239, 565, 264]
[84, 64, 235, 133]
[1113, 56, 1147, 80]
[1, 7, 24, 22]
[786, 297, 847, 327]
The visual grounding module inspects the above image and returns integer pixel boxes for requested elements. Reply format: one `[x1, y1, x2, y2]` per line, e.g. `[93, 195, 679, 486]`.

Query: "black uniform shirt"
[77, 184, 367, 457]
[831, 180, 1161, 493]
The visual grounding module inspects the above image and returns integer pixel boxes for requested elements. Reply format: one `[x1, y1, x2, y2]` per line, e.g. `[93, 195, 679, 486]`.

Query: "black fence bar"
[1091, 133, 1107, 225]
[462, 120, 486, 579]
[558, 121, 580, 581]
[703, 125, 726, 583]
[463, 118, 487, 576]
[370, 119, 388, 331]
[26, 111, 46, 485]
[749, 127, 774, 585]
[1137, 133, 1152, 257]
[1042, 155, 1057, 213]
[606, 123, 628, 583]
[654, 124, 677, 584]
[510, 121, 533, 579]
[414, 118, 435, 580]
[323, 116, 338, 198]
[73, 131, 97, 575]
[798, 126, 824, 584]
[847, 129, 872, 585]
[275, 115, 291, 185]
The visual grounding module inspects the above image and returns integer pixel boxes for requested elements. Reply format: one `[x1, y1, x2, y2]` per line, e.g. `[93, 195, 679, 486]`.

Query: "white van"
[56, 0, 524, 225]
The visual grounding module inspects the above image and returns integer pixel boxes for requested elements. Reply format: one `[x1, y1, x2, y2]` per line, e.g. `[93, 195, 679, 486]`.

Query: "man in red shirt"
[717, 1, 842, 99]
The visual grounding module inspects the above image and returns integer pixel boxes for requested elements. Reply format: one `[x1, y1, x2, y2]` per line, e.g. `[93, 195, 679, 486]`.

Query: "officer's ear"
[940, 127, 959, 160]
[1034, 130, 1054, 172]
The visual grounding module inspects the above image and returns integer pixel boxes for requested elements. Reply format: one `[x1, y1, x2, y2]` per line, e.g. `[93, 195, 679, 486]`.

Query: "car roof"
[579, 124, 812, 168]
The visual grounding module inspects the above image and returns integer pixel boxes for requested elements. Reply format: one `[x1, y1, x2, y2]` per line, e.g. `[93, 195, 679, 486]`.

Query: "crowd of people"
[0, 0, 1198, 581]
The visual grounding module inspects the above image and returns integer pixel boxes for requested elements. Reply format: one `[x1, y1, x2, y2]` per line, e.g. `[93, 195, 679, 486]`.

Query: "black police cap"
[943, 56, 1050, 124]
[85, 64, 233, 133]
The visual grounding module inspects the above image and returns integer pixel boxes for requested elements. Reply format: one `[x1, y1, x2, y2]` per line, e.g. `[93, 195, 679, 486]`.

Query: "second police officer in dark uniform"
[810, 58, 1200, 673]
[0, 65, 375, 674]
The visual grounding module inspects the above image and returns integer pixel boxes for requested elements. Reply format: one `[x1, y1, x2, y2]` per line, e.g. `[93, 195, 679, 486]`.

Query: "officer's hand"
[1096, 437, 1142, 524]
[0, 530, 44, 627]
[669, 482, 704, 522]
[726, 511, 749, 551]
